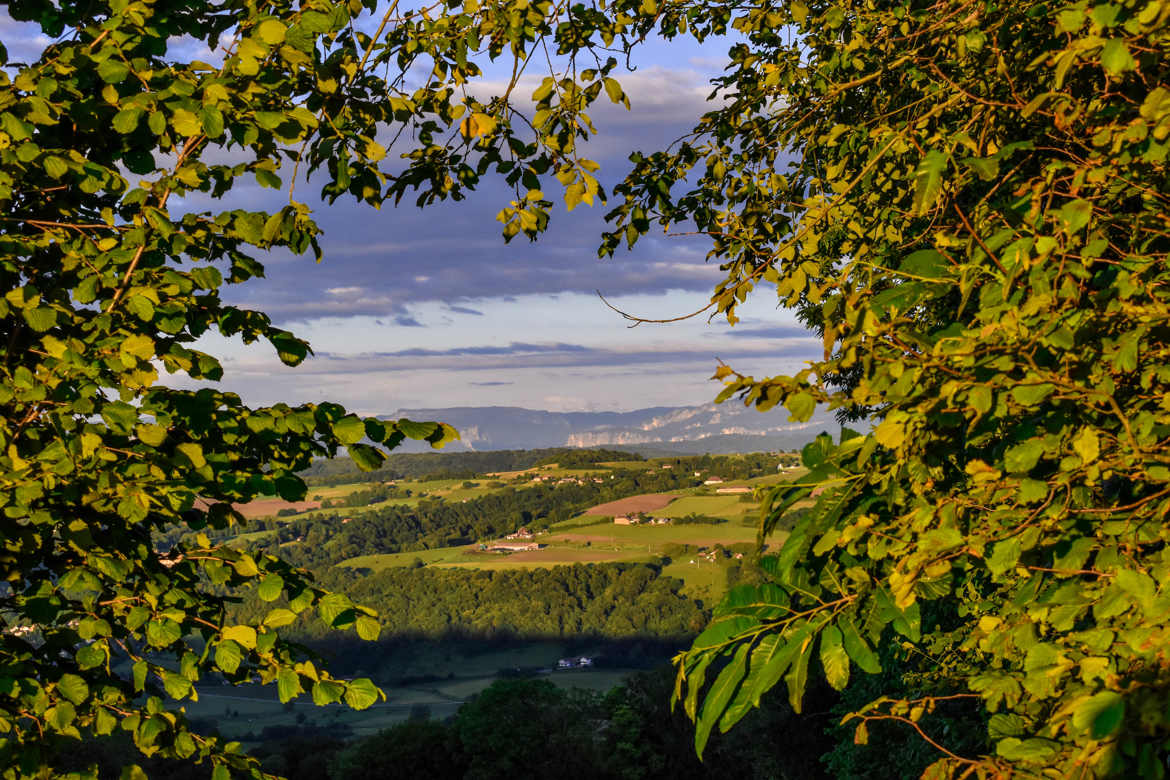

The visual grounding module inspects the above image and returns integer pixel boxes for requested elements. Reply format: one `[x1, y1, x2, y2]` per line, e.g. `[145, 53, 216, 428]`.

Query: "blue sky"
[4, 12, 818, 414]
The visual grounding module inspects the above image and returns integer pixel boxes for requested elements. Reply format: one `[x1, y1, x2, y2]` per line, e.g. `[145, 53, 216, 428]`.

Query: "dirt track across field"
[583, 493, 677, 516]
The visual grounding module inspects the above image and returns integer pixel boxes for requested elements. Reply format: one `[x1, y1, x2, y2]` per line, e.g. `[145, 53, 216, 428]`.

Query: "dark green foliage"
[334, 719, 464, 780]
[239, 563, 707, 643]
[328, 668, 841, 780]
[318, 483, 412, 509]
[669, 514, 728, 525]
[664, 0, 1170, 772]
[536, 448, 642, 468]
[300, 448, 630, 486]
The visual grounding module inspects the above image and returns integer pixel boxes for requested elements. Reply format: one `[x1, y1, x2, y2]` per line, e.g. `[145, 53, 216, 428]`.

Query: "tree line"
[233, 563, 708, 645]
[299, 447, 642, 486]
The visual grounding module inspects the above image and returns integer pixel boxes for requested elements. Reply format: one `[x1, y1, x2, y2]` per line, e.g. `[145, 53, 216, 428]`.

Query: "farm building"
[715, 486, 752, 494]
[556, 657, 594, 669]
[703, 476, 725, 485]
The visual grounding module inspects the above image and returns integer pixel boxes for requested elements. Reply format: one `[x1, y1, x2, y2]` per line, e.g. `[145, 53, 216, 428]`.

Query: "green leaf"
[343, 678, 381, 710]
[692, 615, 758, 651]
[47, 701, 77, 730]
[201, 106, 225, 138]
[113, 108, 143, 133]
[76, 642, 107, 670]
[257, 19, 287, 44]
[162, 671, 192, 699]
[784, 633, 813, 713]
[257, 574, 283, 602]
[716, 635, 779, 733]
[899, 249, 947, 279]
[1010, 383, 1054, 407]
[911, 150, 947, 215]
[1057, 199, 1093, 234]
[740, 628, 809, 714]
[135, 424, 168, 446]
[397, 419, 439, 440]
[57, 674, 89, 705]
[24, 306, 57, 332]
[333, 415, 366, 445]
[346, 443, 384, 471]
[996, 737, 1059, 761]
[145, 619, 182, 648]
[1072, 691, 1125, 739]
[355, 615, 381, 641]
[264, 608, 298, 628]
[215, 640, 243, 674]
[170, 108, 202, 136]
[1004, 440, 1043, 473]
[818, 625, 850, 691]
[1073, 428, 1100, 464]
[1100, 39, 1135, 76]
[98, 58, 129, 83]
[276, 668, 302, 702]
[987, 537, 1021, 576]
[317, 592, 354, 626]
[221, 624, 257, 649]
[312, 680, 345, 706]
[175, 442, 206, 469]
[801, 434, 836, 468]
[694, 643, 748, 757]
[270, 330, 309, 365]
[785, 391, 816, 422]
[840, 618, 881, 674]
[253, 111, 285, 130]
[1115, 567, 1156, 606]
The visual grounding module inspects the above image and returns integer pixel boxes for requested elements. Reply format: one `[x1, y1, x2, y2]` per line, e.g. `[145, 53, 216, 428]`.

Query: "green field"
[341, 546, 488, 570]
[661, 558, 729, 602]
[549, 519, 758, 545]
[656, 494, 756, 520]
[599, 460, 655, 470]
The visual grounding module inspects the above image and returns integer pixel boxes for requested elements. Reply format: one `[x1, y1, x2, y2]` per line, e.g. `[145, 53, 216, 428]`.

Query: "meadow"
[186, 641, 656, 742]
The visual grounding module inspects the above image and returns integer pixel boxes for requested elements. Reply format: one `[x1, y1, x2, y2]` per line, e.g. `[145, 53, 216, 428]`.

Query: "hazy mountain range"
[385, 403, 842, 454]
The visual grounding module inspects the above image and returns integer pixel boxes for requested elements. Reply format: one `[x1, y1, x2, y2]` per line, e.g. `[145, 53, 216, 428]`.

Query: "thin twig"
[596, 289, 715, 327]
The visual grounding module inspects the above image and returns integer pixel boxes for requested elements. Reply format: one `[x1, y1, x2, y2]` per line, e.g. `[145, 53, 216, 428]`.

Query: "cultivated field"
[583, 493, 677, 516]
[233, 498, 321, 518]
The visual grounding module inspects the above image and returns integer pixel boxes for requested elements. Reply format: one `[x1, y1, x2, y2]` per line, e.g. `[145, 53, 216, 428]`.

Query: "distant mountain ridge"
[385, 403, 840, 454]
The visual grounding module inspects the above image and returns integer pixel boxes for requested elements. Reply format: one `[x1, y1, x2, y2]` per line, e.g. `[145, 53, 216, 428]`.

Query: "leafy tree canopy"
[657, 1, 1170, 778]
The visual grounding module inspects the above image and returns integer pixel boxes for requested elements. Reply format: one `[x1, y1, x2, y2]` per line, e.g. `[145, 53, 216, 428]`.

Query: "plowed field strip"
[583, 493, 677, 516]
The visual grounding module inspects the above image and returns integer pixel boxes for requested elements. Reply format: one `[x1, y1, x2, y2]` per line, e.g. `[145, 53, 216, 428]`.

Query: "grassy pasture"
[339, 546, 480, 570]
[656, 494, 755, 520]
[598, 460, 655, 470]
[549, 519, 758, 545]
[306, 482, 373, 499]
[661, 558, 730, 601]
